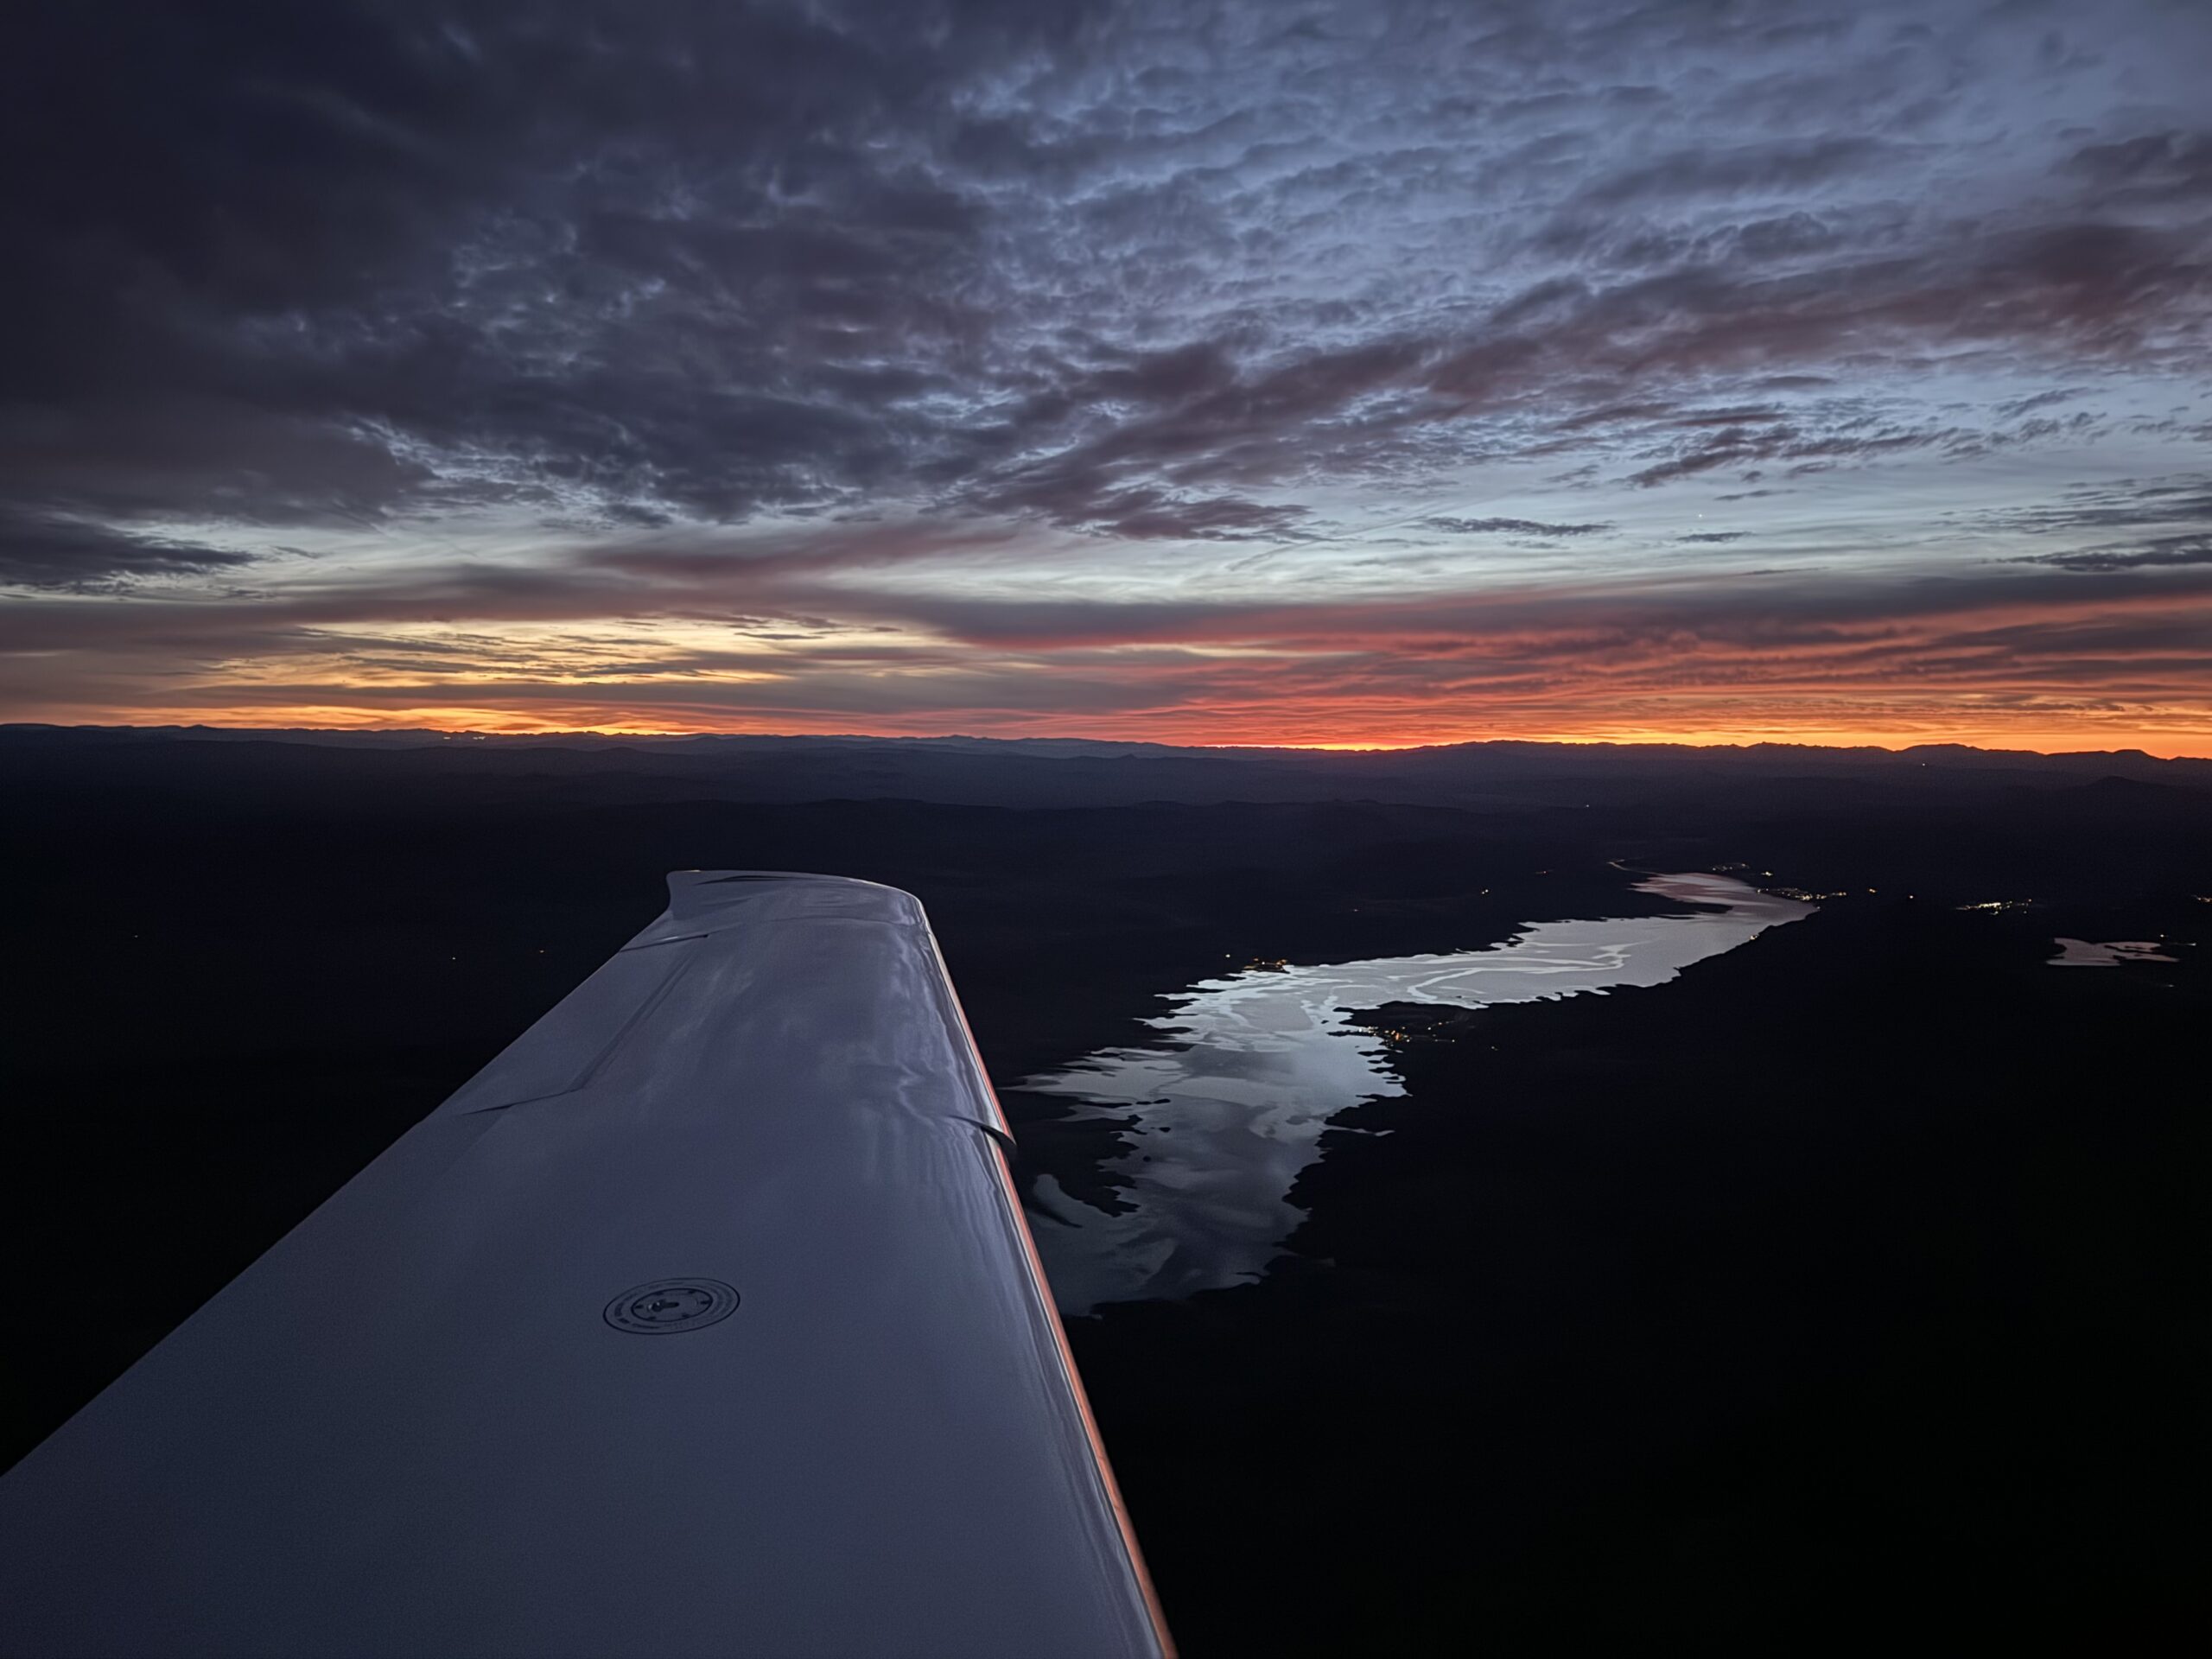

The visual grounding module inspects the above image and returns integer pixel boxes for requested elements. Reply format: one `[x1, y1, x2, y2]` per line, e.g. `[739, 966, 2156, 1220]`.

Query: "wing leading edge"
[0, 872, 1173, 1658]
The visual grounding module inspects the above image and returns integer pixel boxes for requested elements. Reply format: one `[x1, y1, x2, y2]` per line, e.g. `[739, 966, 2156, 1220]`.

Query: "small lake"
[2048, 938, 2176, 968]
[1025, 873, 1815, 1313]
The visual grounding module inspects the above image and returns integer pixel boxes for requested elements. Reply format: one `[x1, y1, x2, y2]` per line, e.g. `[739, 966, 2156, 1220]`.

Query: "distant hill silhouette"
[6, 725, 2208, 815]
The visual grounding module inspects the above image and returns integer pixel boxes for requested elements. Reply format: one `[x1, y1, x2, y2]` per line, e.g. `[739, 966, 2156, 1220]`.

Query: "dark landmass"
[3, 728, 2207, 1651]
[1079, 899, 2209, 1650]
[8, 721, 2211, 813]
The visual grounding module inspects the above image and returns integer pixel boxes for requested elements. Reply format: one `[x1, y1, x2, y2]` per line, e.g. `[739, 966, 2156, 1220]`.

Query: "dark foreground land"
[3, 728, 2208, 1650]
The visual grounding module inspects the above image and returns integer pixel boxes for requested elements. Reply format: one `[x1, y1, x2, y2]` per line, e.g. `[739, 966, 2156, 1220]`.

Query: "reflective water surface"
[2048, 937, 2177, 967]
[1026, 874, 1815, 1313]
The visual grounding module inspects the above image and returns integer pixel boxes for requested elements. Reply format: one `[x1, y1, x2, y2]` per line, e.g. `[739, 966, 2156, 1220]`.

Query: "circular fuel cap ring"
[604, 1277, 741, 1335]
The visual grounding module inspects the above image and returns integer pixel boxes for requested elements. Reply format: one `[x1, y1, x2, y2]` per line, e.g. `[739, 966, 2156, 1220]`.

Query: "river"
[1024, 872, 1815, 1313]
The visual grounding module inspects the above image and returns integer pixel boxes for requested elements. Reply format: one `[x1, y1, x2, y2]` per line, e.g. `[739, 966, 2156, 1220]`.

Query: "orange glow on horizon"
[17, 544, 2212, 760]
[27, 701, 2212, 760]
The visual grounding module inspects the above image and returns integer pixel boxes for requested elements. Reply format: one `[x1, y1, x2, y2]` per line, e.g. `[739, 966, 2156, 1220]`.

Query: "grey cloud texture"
[0, 509, 253, 588]
[2014, 535, 2212, 574]
[3, 0, 2211, 746]
[1423, 518, 1614, 538]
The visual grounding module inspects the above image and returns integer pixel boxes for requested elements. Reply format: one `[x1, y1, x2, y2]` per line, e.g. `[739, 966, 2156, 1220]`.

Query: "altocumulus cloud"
[1, 0, 2209, 747]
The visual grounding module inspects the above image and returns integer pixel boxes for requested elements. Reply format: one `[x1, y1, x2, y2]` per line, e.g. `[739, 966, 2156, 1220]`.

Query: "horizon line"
[4, 719, 2202, 764]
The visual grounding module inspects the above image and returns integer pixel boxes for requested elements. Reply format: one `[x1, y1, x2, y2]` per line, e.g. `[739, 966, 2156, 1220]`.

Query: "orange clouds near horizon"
[14, 564, 2212, 760]
[21, 702, 2212, 760]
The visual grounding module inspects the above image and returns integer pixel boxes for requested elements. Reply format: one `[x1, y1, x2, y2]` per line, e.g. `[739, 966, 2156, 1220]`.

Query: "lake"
[1025, 873, 1815, 1313]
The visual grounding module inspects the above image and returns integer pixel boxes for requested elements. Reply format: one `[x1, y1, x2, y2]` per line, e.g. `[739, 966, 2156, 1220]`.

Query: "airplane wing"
[0, 873, 1173, 1658]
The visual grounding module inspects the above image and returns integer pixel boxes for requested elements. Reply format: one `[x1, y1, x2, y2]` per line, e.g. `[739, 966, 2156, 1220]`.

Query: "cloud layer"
[4, 0, 2210, 748]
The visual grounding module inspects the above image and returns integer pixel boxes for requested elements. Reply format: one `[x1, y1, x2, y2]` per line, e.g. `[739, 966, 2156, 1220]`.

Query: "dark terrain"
[4, 728, 2207, 1650]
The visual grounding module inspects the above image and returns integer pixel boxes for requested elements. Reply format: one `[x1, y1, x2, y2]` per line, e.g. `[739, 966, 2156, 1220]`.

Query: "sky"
[3, 0, 2210, 752]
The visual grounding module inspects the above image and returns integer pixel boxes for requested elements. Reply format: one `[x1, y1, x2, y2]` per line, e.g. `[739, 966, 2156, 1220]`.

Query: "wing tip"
[662, 869, 925, 926]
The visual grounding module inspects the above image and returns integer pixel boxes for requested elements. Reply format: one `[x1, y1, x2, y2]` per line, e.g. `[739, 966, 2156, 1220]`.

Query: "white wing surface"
[0, 872, 1172, 1658]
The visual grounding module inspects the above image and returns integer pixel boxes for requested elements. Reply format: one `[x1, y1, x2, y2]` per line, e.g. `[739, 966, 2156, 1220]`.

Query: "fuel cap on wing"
[604, 1277, 741, 1334]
